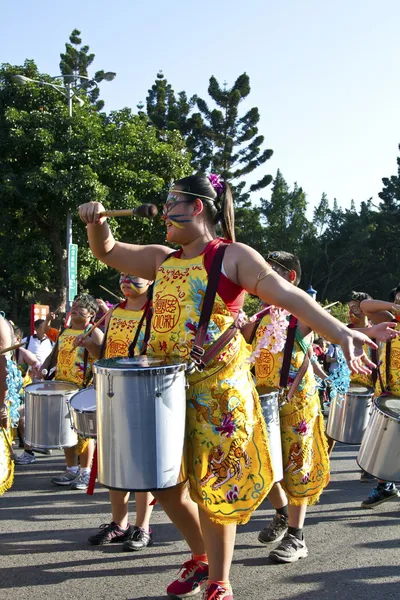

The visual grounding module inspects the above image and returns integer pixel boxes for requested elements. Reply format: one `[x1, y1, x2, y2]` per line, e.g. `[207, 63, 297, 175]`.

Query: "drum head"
[70, 387, 96, 412]
[25, 381, 78, 395]
[349, 384, 372, 395]
[94, 355, 186, 375]
[375, 395, 400, 420]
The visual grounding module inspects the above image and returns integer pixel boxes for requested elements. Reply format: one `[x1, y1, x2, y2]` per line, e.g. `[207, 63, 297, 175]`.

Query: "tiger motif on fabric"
[200, 438, 251, 490]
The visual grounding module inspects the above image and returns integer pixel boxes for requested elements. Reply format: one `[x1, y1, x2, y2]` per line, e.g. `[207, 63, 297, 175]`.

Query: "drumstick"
[99, 204, 158, 219]
[323, 301, 339, 310]
[0, 341, 26, 355]
[70, 305, 115, 352]
[99, 285, 123, 301]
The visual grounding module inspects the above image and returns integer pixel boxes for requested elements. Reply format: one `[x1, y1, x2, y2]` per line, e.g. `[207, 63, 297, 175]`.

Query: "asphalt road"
[1, 444, 399, 600]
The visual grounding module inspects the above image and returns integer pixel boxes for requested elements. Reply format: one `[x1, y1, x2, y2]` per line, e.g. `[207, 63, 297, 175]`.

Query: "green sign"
[68, 243, 78, 302]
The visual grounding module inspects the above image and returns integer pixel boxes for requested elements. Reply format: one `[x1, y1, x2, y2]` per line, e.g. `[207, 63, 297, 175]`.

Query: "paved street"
[1, 444, 399, 600]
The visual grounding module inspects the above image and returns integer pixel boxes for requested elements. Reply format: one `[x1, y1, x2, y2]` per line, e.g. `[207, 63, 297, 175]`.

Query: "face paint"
[119, 274, 145, 294]
[163, 194, 193, 229]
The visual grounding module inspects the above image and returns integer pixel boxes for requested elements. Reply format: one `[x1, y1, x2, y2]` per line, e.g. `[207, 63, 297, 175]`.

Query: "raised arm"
[224, 243, 376, 373]
[78, 201, 171, 279]
[360, 299, 399, 324]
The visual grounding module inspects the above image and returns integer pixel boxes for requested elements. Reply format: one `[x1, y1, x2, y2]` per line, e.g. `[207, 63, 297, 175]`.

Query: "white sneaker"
[269, 533, 309, 563]
[14, 451, 36, 465]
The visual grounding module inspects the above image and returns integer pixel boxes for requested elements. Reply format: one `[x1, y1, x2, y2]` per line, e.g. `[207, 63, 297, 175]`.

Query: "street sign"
[68, 243, 78, 302]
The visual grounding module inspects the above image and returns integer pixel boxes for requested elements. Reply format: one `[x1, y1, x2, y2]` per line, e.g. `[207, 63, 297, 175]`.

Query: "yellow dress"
[253, 314, 330, 506]
[55, 328, 96, 453]
[0, 410, 14, 496]
[146, 244, 274, 525]
[104, 304, 147, 358]
[375, 322, 400, 396]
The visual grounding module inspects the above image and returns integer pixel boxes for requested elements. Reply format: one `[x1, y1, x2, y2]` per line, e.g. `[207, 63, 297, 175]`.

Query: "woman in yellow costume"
[79, 173, 375, 600]
[243, 251, 329, 564]
[40, 293, 103, 491]
[84, 273, 156, 552]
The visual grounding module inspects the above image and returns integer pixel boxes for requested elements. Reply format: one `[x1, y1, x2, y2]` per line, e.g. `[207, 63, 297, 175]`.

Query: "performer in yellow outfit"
[79, 173, 375, 600]
[0, 315, 17, 495]
[40, 293, 103, 490]
[85, 273, 156, 552]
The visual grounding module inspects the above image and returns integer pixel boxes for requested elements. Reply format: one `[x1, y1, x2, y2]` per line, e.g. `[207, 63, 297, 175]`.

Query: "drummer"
[242, 251, 329, 563]
[39, 294, 103, 491]
[79, 173, 375, 600]
[359, 293, 400, 508]
[80, 273, 156, 552]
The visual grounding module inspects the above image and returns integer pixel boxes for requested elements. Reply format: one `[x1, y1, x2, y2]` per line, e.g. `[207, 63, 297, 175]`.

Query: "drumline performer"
[79, 173, 375, 600]
[359, 292, 400, 508]
[38, 294, 103, 491]
[80, 273, 156, 551]
[243, 252, 329, 563]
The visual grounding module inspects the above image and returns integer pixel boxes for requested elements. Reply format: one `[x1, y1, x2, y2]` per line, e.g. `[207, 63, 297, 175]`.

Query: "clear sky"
[1, 0, 399, 217]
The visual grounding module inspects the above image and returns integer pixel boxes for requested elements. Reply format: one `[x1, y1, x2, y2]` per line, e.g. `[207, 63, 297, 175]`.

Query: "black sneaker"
[361, 484, 400, 508]
[88, 522, 132, 545]
[122, 526, 153, 552]
[258, 513, 289, 544]
[269, 533, 308, 563]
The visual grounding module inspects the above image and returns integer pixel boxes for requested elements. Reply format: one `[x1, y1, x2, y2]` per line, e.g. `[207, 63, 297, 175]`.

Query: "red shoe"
[167, 557, 209, 598]
[202, 583, 233, 600]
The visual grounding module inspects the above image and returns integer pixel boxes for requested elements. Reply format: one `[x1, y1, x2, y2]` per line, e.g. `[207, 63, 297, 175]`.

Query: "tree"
[0, 60, 191, 323]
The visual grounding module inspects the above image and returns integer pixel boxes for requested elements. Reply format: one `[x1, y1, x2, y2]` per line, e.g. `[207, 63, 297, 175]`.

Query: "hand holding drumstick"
[71, 306, 110, 356]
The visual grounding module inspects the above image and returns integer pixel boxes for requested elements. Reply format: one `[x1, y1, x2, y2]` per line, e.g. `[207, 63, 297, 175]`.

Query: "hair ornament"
[208, 173, 225, 196]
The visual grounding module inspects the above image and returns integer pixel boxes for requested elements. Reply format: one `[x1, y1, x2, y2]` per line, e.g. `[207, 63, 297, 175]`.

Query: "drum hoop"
[69, 386, 96, 412]
[93, 362, 186, 376]
[373, 396, 400, 422]
[25, 380, 79, 394]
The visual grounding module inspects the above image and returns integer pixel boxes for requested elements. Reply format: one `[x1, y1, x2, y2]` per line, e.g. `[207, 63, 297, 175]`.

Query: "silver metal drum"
[259, 390, 283, 483]
[326, 384, 374, 444]
[24, 381, 79, 449]
[357, 395, 400, 482]
[68, 386, 97, 438]
[93, 356, 187, 491]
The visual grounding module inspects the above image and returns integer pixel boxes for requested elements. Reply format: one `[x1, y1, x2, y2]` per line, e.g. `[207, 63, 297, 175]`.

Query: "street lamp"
[307, 285, 317, 301]
[13, 71, 116, 311]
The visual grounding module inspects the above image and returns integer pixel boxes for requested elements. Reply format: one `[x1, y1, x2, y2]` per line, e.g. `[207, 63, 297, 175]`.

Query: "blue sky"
[1, 0, 399, 217]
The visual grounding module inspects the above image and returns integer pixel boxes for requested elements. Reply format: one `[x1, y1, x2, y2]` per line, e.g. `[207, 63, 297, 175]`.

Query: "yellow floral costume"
[253, 314, 329, 506]
[104, 304, 147, 358]
[55, 328, 95, 453]
[375, 322, 400, 396]
[146, 243, 274, 525]
[0, 412, 14, 496]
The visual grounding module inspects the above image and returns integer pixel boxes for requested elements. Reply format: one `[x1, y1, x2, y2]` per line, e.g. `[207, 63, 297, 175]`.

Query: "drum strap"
[128, 284, 154, 358]
[385, 341, 392, 392]
[370, 345, 378, 387]
[247, 305, 272, 345]
[286, 346, 313, 401]
[279, 315, 298, 389]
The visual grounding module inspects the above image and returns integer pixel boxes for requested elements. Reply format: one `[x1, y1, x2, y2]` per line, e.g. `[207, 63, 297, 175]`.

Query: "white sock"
[67, 466, 79, 474]
[80, 467, 90, 475]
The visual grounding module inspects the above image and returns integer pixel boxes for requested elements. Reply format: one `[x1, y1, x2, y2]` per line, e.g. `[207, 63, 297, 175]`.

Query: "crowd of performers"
[1, 173, 400, 600]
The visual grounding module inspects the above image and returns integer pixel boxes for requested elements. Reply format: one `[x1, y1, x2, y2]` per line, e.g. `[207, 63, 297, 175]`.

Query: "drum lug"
[107, 374, 114, 398]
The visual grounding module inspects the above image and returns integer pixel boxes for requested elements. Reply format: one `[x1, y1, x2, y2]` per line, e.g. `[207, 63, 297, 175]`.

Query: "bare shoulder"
[224, 242, 270, 290]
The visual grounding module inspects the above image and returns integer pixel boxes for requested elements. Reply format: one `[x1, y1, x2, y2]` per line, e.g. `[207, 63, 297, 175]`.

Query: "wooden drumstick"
[100, 204, 158, 219]
[0, 341, 26, 355]
[70, 305, 115, 352]
[99, 285, 123, 301]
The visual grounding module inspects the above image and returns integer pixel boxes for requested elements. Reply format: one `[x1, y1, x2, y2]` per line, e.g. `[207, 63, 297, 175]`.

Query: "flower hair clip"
[208, 173, 225, 196]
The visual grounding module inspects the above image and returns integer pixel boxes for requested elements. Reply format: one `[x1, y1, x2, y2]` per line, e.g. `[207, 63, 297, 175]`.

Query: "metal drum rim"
[93, 359, 187, 376]
[24, 380, 79, 394]
[373, 395, 400, 421]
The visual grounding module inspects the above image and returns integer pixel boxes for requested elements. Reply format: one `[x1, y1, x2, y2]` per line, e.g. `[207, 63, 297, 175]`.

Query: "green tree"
[0, 60, 191, 322]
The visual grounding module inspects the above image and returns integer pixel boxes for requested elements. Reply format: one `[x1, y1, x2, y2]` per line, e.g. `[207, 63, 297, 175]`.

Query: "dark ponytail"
[173, 173, 236, 242]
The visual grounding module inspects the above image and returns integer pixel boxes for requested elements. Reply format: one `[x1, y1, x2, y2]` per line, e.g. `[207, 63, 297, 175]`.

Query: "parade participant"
[39, 294, 103, 491]
[23, 319, 54, 365]
[359, 294, 400, 507]
[85, 273, 155, 551]
[79, 173, 375, 600]
[243, 251, 329, 563]
[0, 314, 23, 493]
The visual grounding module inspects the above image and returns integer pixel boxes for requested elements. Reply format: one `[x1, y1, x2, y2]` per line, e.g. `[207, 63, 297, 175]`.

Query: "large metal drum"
[259, 390, 283, 483]
[93, 356, 187, 491]
[24, 381, 79, 449]
[326, 384, 374, 444]
[357, 395, 400, 482]
[68, 386, 97, 438]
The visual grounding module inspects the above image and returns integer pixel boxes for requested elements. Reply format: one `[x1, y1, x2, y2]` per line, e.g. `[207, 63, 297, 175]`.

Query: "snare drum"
[68, 386, 97, 438]
[357, 395, 400, 482]
[326, 384, 374, 444]
[259, 390, 283, 483]
[93, 356, 187, 491]
[24, 381, 79, 449]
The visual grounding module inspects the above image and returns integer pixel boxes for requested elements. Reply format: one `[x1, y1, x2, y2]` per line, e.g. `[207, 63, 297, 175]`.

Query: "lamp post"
[13, 72, 116, 311]
[307, 285, 317, 301]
